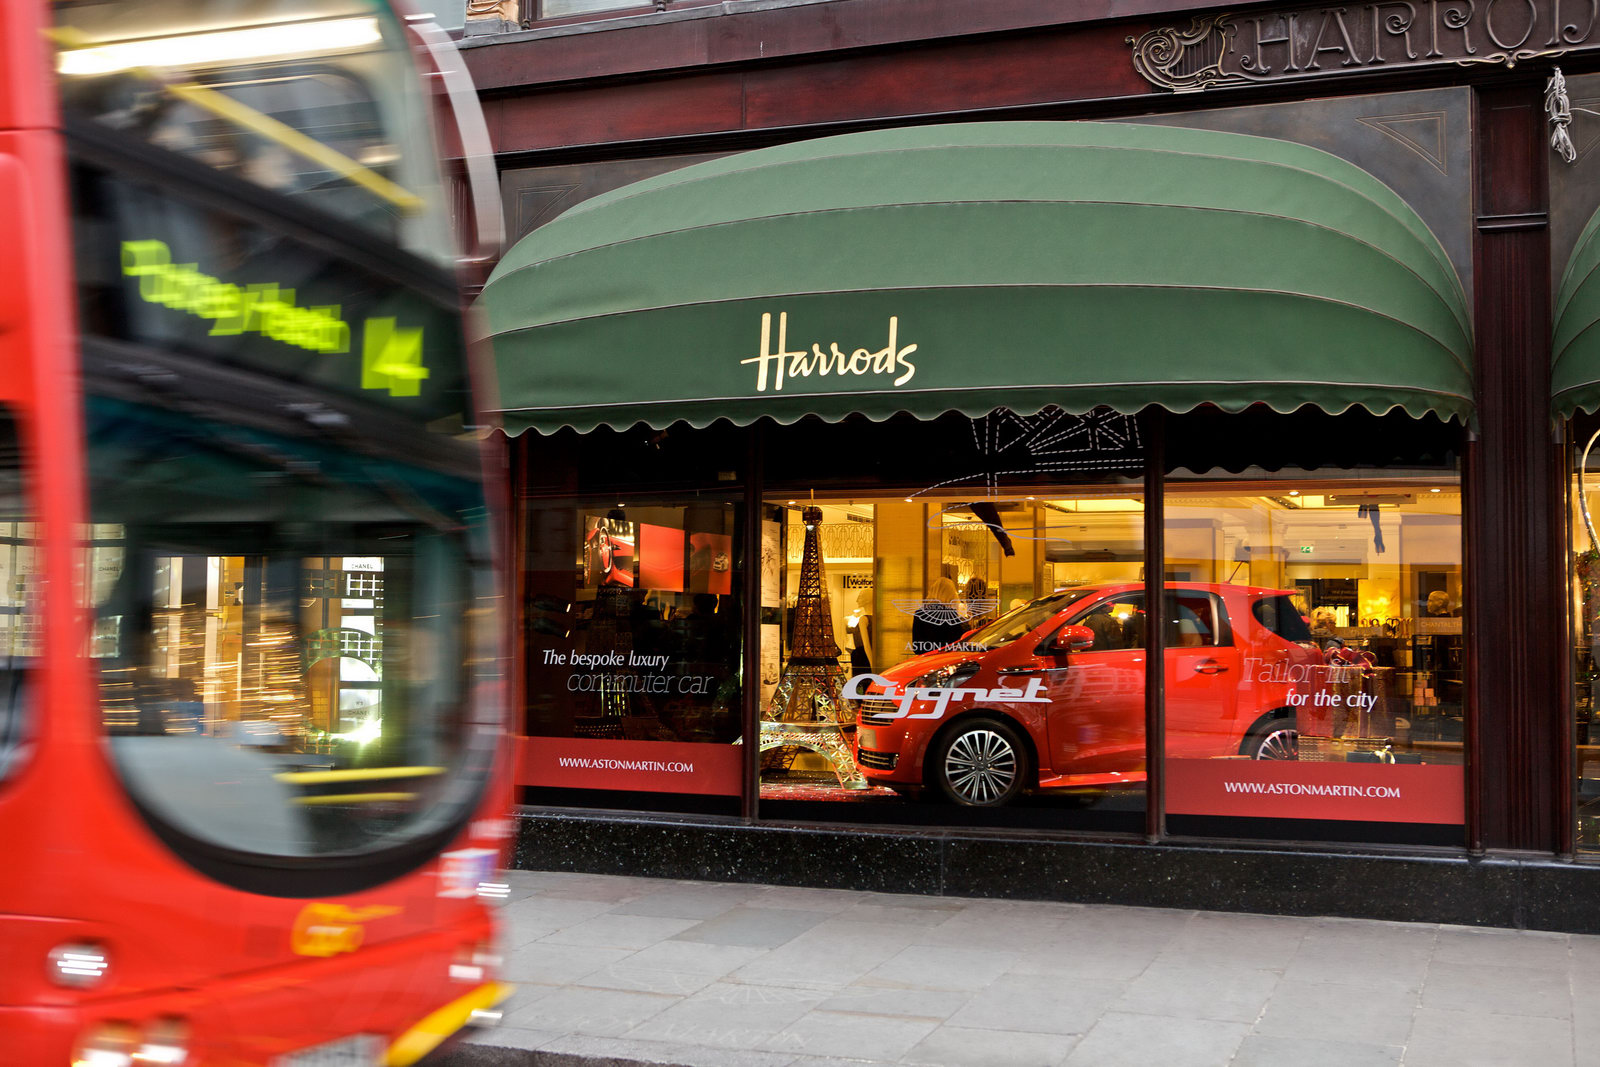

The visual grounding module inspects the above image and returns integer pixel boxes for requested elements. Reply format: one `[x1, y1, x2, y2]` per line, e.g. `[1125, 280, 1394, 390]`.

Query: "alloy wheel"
[944, 728, 1019, 804]
[1255, 725, 1298, 760]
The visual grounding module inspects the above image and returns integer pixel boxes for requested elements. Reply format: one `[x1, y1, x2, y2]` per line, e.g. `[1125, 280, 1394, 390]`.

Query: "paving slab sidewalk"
[424, 870, 1600, 1067]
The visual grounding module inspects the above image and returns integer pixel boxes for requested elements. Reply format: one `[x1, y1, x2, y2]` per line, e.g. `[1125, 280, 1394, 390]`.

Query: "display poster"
[638, 523, 685, 591]
[760, 520, 781, 608]
[518, 736, 742, 796]
[688, 532, 732, 595]
[760, 622, 781, 707]
[583, 514, 636, 588]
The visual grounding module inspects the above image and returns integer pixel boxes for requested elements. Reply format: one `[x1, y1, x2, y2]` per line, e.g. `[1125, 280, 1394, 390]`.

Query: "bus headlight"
[72, 1019, 189, 1067]
[49, 942, 111, 988]
[72, 1021, 137, 1067]
[449, 938, 502, 984]
[134, 1018, 190, 1065]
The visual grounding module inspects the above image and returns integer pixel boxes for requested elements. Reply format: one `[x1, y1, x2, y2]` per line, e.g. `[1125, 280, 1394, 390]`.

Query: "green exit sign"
[1300, 545, 1314, 554]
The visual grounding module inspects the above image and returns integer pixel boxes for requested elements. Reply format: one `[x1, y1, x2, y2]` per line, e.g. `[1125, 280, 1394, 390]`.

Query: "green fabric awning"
[1555, 206, 1600, 417]
[476, 121, 1472, 435]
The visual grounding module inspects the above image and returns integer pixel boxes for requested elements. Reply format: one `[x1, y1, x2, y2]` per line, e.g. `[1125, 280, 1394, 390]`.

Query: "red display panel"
[638, 523, 685, 591]
[688, 532, 732, 594]
[519, 736, 743, 796]
[1167, 759, 1464, 824]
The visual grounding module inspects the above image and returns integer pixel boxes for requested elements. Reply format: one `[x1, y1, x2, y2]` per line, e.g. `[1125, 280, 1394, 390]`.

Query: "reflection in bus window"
[53, 0, 453, 264]
[88, 393, 489, 857]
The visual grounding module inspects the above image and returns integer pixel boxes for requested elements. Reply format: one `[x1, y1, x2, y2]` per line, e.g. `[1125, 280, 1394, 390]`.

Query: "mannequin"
[846, 587, 875, 675]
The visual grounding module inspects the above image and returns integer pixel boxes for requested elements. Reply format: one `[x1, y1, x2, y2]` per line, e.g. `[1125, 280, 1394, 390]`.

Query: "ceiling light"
[58, 17, 382, 77]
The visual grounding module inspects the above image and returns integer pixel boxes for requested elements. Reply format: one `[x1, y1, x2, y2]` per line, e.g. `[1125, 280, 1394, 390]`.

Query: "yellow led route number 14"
[120, 239, 428, 397]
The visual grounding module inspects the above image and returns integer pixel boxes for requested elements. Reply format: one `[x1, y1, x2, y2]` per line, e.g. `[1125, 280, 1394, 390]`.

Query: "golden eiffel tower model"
[760, 506, 867, 788]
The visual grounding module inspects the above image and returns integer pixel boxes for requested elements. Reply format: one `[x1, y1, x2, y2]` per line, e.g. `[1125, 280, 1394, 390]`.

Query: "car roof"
[1063, 582, 1295, 599]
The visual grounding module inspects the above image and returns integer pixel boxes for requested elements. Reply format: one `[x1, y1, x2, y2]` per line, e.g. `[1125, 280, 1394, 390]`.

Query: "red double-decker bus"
[1, 2, 513, 1063]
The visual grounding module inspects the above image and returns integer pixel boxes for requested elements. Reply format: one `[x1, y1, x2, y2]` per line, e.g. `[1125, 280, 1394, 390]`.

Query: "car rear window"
[1252, 594, 1313, 641]
[1170, 592, 1229, 647]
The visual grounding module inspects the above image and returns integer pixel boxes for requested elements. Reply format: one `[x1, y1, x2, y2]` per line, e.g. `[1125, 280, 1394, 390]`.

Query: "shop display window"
[1163, 475, 1466, 843]
[755, 408, 1148, 831]
[521, 497, 744, 812]
[516, 408, 1468, 841]
[1573, 426, 1600, 849]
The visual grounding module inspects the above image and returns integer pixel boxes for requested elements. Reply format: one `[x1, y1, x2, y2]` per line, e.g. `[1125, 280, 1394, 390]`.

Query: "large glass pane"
[536, 0, 641, 19]
[1573, 428, 1600, 849]
[520, 498, 744, 810]
[756, 408, 1147, 830]
[1164, 471, 1465, 843]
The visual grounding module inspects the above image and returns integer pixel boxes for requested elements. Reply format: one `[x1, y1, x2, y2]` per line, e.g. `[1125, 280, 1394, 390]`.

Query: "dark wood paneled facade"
[465, 0, 1596, 873]
[1470, 87, 1566, 853]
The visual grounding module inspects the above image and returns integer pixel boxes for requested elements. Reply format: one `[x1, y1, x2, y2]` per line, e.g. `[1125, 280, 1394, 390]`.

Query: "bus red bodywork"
[0, 2, 515, 1063]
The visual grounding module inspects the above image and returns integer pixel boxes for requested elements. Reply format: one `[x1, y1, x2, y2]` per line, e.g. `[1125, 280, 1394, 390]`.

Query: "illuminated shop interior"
[760, 478, 1463, 800]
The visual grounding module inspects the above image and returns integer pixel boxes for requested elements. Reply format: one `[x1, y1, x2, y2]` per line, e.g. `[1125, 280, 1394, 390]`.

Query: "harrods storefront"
[467, 79, 1600, 925]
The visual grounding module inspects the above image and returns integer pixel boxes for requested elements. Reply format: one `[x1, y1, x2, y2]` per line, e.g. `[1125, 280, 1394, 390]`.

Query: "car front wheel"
[931, 717, 1029, 806]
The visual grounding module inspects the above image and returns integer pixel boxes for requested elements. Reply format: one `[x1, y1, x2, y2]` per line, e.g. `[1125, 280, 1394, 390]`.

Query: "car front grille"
[857, 748, 899, 771]
[856, 699, 901, 725]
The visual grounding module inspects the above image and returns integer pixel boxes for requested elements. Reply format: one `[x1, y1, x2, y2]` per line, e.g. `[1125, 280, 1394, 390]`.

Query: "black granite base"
[512, 806, 1600, 934]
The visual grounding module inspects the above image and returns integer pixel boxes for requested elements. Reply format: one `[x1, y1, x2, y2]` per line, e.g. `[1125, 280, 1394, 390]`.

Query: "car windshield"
[958, 589, 1093, 651]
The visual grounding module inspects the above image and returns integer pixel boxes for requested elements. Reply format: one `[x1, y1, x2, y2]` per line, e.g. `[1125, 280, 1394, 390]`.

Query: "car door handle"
[1193, 659, 1228, 675]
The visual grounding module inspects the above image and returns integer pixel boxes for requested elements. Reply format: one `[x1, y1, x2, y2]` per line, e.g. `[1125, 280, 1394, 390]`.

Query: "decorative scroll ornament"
[1457, 47, 1568, 68]
[1551, 67, 1579, 163]
[1542, 66, 1600, 164]
[1546, 66, 1600, 164]
[1127, 16, 1235, 94]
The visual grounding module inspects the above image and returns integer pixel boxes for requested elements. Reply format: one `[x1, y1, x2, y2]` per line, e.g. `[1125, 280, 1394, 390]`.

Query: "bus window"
[0, 410, 31, 782]
[87, 392, 493, 861]
[52, 0, 454, 266]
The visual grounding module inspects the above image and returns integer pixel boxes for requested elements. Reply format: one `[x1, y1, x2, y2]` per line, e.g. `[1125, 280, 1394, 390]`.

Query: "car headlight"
[911, 662, 980, 689]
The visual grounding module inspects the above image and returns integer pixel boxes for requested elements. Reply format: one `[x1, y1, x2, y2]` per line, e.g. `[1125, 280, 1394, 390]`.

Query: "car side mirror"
[1050, 624, 1096, 654]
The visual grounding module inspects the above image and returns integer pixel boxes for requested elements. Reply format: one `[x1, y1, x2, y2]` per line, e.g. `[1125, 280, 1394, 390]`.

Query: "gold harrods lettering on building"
[1129, 2, 1598, 93]
[742, 311, 917, 393]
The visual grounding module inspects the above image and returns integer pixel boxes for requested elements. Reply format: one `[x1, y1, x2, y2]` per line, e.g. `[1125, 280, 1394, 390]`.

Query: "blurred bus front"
[0, 2, 512, 1063]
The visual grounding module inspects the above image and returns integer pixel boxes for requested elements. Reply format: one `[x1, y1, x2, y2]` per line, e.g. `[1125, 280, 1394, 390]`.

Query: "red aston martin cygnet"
[849, 583, 1321, 806]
